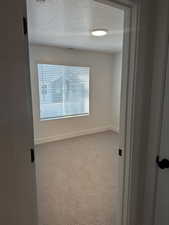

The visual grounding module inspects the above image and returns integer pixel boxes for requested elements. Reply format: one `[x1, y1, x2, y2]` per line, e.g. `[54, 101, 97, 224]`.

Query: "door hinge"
[23, 17, 28, 35]
[118, 148, 123, 156]
[30, 148, 35, 163]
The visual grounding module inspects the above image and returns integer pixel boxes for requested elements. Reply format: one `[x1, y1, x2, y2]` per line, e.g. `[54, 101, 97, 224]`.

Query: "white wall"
[0, 1, 38, 225]
[112, 52, 122, 131]
[29, 44, 122, 144]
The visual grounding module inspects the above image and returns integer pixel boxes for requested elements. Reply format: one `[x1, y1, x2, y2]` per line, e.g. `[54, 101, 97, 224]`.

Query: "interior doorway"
[26, 1, 134, 225]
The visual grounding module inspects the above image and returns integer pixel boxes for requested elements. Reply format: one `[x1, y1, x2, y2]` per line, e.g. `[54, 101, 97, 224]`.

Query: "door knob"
[156, 156, 169, 169]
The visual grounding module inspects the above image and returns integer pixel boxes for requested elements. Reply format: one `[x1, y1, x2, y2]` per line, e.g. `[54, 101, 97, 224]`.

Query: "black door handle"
[156, 156, 169, 169]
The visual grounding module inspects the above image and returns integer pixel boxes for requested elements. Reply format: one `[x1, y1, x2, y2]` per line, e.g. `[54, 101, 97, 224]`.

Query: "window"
[37, 64, 90, 120]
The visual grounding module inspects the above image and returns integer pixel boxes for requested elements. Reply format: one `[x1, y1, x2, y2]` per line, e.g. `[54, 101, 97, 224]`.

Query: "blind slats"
[37, 64, 90, 120]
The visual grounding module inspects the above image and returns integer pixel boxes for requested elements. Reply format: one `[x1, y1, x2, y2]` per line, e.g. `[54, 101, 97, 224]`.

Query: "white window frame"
[34, 62, 91, 122]
[36, 63, 90, 121]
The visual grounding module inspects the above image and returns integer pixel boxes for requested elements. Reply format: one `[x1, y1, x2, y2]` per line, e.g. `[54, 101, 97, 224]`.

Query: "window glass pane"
[37, 64, 90, 120]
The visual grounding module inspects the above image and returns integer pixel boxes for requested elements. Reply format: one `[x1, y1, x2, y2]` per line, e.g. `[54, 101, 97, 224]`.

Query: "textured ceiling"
[27, 0, 124, 52]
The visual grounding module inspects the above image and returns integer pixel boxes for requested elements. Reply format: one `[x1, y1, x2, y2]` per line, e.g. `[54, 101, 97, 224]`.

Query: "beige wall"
[112, 53, 122, 131]
[29, 45, 122, 144]
[36, 131, 119, 225]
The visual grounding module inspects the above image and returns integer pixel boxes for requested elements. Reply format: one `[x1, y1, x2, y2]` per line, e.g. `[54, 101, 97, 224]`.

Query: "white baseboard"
[35, 126, 119, 145]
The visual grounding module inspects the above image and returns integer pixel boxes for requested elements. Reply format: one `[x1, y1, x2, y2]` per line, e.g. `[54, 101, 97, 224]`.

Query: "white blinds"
[37, 64, 90, 120]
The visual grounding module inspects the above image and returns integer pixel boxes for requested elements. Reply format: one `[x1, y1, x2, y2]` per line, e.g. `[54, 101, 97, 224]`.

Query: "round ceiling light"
[91, 29, 108, 37]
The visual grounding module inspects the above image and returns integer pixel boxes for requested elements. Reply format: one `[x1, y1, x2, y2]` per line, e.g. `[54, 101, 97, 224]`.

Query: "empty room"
[3, 0, 169, 225]
[27, 0, 125, 225]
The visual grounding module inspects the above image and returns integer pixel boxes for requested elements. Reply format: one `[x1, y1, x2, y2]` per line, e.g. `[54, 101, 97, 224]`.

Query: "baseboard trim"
[35, 126, 119, 145]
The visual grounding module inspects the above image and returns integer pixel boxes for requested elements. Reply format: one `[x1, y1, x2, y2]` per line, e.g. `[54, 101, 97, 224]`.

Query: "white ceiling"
[27, 0, 124, 53]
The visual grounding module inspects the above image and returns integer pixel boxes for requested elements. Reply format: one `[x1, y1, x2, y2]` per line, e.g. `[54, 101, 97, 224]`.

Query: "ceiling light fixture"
[91, 29, 108, 37]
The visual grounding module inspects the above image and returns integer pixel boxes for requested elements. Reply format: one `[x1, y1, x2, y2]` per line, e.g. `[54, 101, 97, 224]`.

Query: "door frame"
[153, 36, 169, 225]
[25, 0, 153, 224]
[96, 1, 146, 225]
[142, 1, 169, 225]
[110, 1, 141, 225]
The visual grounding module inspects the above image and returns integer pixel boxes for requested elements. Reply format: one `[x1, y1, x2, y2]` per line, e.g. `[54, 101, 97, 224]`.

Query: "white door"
[154, 46, 169, 225]
[0, 0, 37, 225]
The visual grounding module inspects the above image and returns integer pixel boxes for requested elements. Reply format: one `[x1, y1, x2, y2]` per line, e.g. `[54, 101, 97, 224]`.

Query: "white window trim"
[35, 62, 91, 122]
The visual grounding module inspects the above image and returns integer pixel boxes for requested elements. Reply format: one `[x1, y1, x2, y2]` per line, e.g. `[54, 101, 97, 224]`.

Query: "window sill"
[40, 113, 90, 122]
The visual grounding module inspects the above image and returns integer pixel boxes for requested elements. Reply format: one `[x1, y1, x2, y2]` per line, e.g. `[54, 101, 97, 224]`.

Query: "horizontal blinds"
[37, 64, 90, 119]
